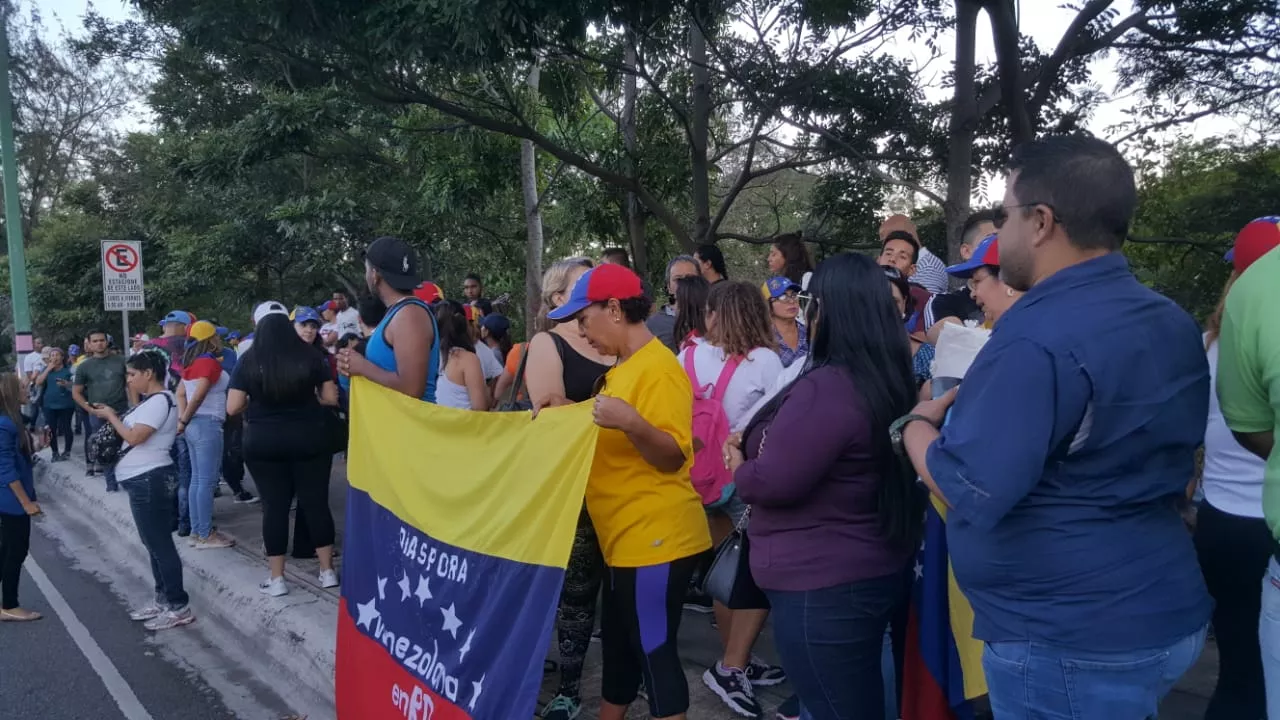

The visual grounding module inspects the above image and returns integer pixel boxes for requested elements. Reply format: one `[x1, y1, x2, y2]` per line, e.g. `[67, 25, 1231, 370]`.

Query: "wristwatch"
[890, 413, 935, 457]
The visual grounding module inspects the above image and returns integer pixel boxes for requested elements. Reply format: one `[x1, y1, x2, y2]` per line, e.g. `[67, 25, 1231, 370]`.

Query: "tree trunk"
[945, 0, 982, 263]
[622, 29, 648, 276]
[986, 0, 1033, 145]
[688, 1, 711, 248]
[520, 62, 544, 332]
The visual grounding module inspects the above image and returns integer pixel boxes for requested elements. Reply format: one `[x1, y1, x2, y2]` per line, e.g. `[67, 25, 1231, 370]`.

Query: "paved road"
[0, 500, 297, 720]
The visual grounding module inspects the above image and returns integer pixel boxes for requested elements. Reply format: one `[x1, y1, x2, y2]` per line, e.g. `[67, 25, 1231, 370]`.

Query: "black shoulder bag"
[700, 426, 770, 610]
[87, 393, 175, 466]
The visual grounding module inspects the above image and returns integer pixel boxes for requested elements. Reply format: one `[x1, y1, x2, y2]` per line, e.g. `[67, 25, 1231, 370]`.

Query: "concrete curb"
[37, 456, 338, 720]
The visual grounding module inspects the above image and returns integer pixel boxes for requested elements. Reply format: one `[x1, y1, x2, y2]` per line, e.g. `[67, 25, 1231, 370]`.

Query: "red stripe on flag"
[336, 598, 472, 720]
[901, 605, 958, 720]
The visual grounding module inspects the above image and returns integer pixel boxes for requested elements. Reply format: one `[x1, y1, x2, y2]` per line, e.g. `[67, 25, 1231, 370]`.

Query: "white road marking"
[23, 556, 156, 720]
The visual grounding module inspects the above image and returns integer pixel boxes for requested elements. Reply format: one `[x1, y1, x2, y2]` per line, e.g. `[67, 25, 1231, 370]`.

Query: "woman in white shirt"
[1195, 277, 1270, 719]
[88, 347, 192, 632]
[434, 301, 491, 411]
[677, 280, 785, 718]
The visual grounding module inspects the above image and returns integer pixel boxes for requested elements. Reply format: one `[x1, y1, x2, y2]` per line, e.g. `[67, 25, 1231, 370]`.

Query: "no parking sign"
[101, 240, 145, 311]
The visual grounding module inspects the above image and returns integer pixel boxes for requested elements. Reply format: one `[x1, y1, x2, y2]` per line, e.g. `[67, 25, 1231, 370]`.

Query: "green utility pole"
[0, 10, 31, 358]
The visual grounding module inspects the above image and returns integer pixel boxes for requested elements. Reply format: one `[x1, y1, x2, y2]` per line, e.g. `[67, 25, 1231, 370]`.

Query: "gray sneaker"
[127, 603, 164, 622]
[144, 607, 195, 631]
[541, 695, 580, 720]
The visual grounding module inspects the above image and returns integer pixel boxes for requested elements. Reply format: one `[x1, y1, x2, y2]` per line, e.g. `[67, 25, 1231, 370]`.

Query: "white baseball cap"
[252, 300, 289, 326]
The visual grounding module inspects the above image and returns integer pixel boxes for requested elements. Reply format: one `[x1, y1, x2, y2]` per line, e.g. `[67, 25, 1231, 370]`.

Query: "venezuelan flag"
[337, 379, 599, 719]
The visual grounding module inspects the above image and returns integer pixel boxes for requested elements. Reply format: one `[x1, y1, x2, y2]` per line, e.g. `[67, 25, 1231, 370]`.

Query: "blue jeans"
[1258, 557, 1280, 719]
[120, 465, 188, 609]
[766, 572, 905, 720]
[171, 436, 191, 530]
[184, 416, 223, 538]
[85, 415, 118, 490]
[983, 624, 1209, 719]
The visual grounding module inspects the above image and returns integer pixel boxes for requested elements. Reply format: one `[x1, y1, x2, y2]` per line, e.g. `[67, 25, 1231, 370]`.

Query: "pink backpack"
[683, 346, 742, 508]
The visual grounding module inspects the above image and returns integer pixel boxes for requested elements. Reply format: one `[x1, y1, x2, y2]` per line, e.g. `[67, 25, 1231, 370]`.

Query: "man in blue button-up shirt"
[901, 135, 1212, 720]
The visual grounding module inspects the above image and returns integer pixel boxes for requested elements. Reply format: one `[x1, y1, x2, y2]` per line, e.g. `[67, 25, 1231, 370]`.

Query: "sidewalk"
[39, 442, 1218, 719]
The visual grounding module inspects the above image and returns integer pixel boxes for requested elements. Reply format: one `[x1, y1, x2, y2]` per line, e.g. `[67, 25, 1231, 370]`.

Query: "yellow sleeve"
[631, 364, 695, 464]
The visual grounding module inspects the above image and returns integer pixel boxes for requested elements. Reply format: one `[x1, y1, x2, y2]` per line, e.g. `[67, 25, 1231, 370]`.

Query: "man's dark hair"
[960, 208, 998, 247]
[86, 329, 108, 341]
[332, 288, 349, 298]
[602, 247, 632, 268]
[694, 243, 729, 278]
[882, 230, 920, 264]
[1007, 135, 1135, 252]
[357, 295, 386, 328]
[464, 273, 483, 284]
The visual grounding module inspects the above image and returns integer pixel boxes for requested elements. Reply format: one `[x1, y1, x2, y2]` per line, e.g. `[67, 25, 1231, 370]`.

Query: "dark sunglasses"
[993, 202, 1062, 229]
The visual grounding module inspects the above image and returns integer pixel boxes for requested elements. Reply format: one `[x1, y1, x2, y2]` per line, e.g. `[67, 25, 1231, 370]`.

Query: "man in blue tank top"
[337, 236, 439, 403]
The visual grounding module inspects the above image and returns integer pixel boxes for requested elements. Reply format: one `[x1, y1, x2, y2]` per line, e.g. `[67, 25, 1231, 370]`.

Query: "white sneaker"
[128, 603, 164, 622]
[144, 607, 195, 631]
[318, 569, 340, 589]
[258, 576, 288, 597]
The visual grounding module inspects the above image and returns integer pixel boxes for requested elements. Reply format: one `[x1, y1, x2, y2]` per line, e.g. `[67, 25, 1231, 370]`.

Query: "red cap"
[546, 264, 645, 321]
[1228, 217, 1280, 274]
[413, 282, 444, 304]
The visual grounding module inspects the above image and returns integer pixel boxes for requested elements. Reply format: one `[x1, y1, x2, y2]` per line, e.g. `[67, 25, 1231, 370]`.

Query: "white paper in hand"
[933, 321, 991, 380]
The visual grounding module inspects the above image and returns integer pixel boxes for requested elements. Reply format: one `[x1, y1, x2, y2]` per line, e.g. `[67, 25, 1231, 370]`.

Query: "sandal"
[0, 608, 43, 622]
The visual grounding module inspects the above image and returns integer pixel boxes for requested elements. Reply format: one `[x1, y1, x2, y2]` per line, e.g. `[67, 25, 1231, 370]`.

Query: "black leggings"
[555, 511, 604, 700]
[1194, 500, 1271, 719]
[44, 407, 74, 455]
[247, 454, 335, 558]
[1, 513, 32, 610]
[600, 553, 704, 717]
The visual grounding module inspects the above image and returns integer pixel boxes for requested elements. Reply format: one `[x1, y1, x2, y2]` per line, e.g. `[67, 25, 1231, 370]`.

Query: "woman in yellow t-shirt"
[542, 263, 712, 720]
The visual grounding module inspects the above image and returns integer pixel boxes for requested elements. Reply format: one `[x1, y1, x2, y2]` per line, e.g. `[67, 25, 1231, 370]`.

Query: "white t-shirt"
[182, 370, 230, 421]
[116, 392, 179, 482]
[475, 341, 503, 380]
[335, 307, 361, 338]
[677, 339, 784, 432]
[22, 352, 46, 378]
[1203, 336, 1266, 517]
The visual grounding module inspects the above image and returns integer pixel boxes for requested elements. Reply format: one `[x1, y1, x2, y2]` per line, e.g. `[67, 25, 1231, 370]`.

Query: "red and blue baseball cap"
[547, 263, 645, 321]
[945, 233, 999, 279]
[1225, 216, 1280, 274]
[761, 276, 801, 300]
[159, 310, 193, 327]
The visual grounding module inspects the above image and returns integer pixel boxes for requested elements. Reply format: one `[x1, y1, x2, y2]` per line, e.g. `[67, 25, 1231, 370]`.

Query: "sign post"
[101, 241, 145, 347]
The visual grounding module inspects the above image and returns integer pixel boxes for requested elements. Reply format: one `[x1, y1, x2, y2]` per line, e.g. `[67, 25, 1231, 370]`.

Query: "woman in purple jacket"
[726, 252, 921, 719]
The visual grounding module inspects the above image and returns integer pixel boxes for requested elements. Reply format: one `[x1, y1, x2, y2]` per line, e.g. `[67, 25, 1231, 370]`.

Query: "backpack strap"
[682, 342, 702, 388]
[710, 354, 743, 401]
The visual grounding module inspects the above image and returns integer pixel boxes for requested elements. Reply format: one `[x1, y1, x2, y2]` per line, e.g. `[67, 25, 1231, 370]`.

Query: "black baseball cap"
[364, 236, 421, 292]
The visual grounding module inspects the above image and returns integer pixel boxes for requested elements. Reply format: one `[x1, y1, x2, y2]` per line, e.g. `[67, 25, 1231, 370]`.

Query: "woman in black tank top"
[524, 258, 614, 718]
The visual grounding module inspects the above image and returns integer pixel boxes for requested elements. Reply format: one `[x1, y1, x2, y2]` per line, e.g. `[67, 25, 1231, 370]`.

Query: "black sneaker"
[746, 656, 786, 687]
[176, 525, 191, 538]
[234, 492, 259, 504]
[775, 694, 800, 720]
[702, 662, 762, 718]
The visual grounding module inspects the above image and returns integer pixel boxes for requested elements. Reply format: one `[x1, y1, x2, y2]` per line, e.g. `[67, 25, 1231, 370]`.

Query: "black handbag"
[702, 506, 769, 609]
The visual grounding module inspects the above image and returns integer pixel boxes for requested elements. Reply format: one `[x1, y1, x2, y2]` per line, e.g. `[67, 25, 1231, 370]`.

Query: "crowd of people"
[1, 132, 1278, 720]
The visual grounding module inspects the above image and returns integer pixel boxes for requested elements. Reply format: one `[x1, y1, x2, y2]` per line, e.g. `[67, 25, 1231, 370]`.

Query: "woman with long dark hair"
[673, 275, 711, 352]
[177, 321, 233, 549]
[434, 300, 491, 411]
[766, 233, 814, 286]
[89, 348, 192, 630]
[884, 268, 934, 388]
[726, 252, 919, 719]
[0, 374, 41, 621]
[525, 258, 614, 720]
[228, 308, 340, 597]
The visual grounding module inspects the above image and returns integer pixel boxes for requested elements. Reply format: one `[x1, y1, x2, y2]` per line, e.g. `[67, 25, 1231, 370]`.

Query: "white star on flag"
[468, 674, 485, 711]
[415, 575, 432, 607]
[356, 597, 380, 631]
[440, 603, 463, 640]
[377, 576, 388, 601]
[914, 562, 924, 580]
[458, 629, 474, 663]
[398, 572, 412, 602]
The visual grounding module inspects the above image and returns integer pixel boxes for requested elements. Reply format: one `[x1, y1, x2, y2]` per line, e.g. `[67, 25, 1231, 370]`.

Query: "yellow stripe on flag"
[930, 495, 989, 700]
[346, 378, 600, 568]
